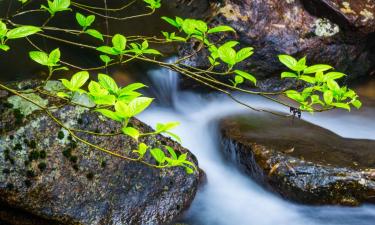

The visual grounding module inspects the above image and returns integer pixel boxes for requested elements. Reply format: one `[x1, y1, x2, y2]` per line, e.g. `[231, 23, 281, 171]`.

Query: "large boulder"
[180, 0, 374, 90]
[0, 81, 201, 225]
[220, 113, 375, 206]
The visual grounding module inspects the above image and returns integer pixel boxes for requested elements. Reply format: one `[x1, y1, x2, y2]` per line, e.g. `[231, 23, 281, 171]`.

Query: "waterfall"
[139, 64, 375, 225]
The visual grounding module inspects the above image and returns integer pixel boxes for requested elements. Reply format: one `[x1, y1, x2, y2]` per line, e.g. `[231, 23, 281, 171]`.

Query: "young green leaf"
[115, 101, 132, 118]
[234, 70, 257, 85]
[323, 90, 333, 104]
[128, 97, 153, 116]
[281, 72, 297, 78]
[235, 47, 253, 63]
[86, 29, 103, 41]
[150, 148, 166, 164]
[122, 126, 140, 141]
[304, 64, 332, 74]
[96, 109, 122, 122]
[165, 146, 178, 160]
[70, 71, 89, 90]
[278, 55, 297, 71]
[6, 26, 41, 39]
[218, 45, 236, 66]
[208, 25, 235, 34]
[29, 51, 49, 66]
[98, 73, 119, 94]
[112, 34, 126, 52]
[100, 55, 112, 65]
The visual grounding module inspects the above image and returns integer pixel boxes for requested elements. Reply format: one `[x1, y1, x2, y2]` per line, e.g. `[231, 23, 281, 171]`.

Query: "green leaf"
[323, 90, 333, 104]
[235, 47, 253, 63]
[304, 64, 333, 74]
[91, 95, 116, 105]
[0, 21, 7, 38]
[165, 146, 178, 160]
[208, 25, 235, 34]
[48, 48, 60, 65]
[88, 81, 107, 96]
[285, 90, 304, 102]
[57, 91, 70, 98]
[115, 101, 132, 118]
[86, 29, 103, 41]
[150, 148, 166, 164]
[324, 72, 346, 81]
[96, 46, 118, 55]
[6, 26, 41, 39]
[60, 79, 73, 90]
[112, 34, 126, 52]
[164, 131, 182, 143]
[182, 19, 198, 35]
[76, 13, 87, 27]
[299, 75, 316, 84]
[70, 71, 89, 90]
[119, 83, 146, 95]
[161, 16, 180, 28]
[281, 72, 297, 78]
[122, 126, 140, 140]
[327, 79, 340, 91]
[234, 70, 257, 85]
[98, 73, 119, 94]
[135, 143, 148, 157]
[0, 44, 10, 51]
[234, 75, 244, 86]
[29, 51, 49, 66]
[218, 45, 236, 66]
[128, 97, 153, 116]
[85, 15, 95, 27]
[99, 55, 112, 64]
[278, 55, 297, 71]
[352, 99, 362, 109]
[156, 122, 180, 133]
[332, 103, 350, 111]
[96, 109, 122, 122]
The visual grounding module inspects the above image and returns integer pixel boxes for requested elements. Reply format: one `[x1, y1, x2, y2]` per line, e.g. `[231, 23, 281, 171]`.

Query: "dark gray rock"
[0, 82, 201, 225]
[220, 113, 375, 206]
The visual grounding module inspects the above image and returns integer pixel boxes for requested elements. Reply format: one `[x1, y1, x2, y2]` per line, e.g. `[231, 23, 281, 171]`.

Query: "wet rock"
[220, 113, 375, 205]
[302, 0, 375, 34]
[179, 0, 374, 90]
[0, 82, 201, 225]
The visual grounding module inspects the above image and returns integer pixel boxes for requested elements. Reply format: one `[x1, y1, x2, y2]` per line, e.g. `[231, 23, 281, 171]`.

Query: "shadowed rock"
[220, 113, 375, 206]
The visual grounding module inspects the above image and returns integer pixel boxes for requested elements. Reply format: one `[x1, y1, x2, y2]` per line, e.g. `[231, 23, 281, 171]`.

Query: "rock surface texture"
[180, 0, 374, 90]
[0, 82, 201, 225]
[220, 113, 375, 206]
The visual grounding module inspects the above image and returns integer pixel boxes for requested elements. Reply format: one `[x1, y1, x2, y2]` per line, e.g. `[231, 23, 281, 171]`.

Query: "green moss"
[39, 150, 47, 159]
[38, 162, 47, 172]
[57, 131, 65, 140]
[14, 143, 22, 151]
[28, 150, 40, 161]
[28, 140, 37, 148]
[62, 148, 72, 158]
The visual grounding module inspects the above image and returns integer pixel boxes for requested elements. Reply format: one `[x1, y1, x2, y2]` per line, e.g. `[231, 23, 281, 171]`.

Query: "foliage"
[0, 0, 363, 175]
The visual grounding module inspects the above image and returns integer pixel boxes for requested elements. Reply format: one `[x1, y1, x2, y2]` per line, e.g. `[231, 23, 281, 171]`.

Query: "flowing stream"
[139, 63, 375, 225]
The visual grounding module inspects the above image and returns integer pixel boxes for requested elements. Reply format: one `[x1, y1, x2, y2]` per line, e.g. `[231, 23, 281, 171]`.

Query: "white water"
[140, 64, 375, 225]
